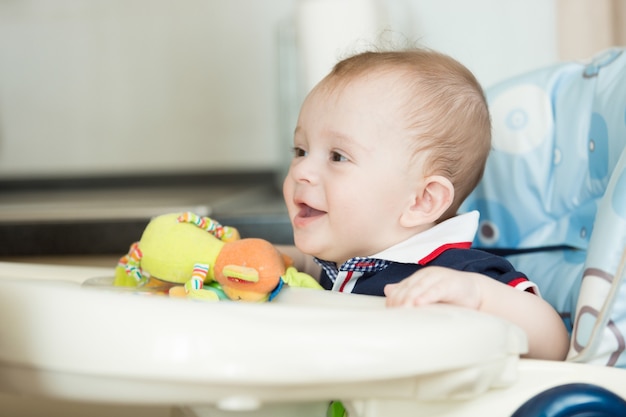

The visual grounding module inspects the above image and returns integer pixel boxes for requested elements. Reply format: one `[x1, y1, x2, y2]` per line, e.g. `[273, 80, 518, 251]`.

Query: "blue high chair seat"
[461, 48, 626, 367]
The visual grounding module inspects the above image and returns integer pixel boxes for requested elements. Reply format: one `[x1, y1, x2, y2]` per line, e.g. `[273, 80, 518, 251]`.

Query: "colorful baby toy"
[114, 212, 321, 301]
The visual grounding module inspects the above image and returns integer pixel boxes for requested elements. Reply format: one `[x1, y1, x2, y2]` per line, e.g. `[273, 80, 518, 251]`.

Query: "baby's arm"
[383, 266, 569, 361]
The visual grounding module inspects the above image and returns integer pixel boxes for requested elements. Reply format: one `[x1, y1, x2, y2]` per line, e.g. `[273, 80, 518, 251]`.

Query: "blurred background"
[0, 0, 624, 258]
[1, 0, 624, 181]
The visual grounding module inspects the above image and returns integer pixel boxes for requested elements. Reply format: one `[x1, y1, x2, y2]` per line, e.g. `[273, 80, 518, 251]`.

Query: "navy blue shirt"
[318, 248, 527, 296]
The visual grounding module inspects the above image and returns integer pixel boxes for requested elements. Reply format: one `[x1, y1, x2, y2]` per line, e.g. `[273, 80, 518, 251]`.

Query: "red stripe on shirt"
[417, 242, 473, 265]
[508, 277, 538, 294]
[338, 271, 354, 292]
[508, 277, 528, 288]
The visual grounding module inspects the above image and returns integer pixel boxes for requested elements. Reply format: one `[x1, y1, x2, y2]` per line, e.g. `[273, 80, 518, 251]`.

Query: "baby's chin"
[293, 239, 320, 258]
[294, 239, 332, 262]
[296, 242, 351, 266]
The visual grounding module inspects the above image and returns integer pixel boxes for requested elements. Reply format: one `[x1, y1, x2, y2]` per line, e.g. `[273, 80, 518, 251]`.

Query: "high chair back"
[460, 48, 626, 367]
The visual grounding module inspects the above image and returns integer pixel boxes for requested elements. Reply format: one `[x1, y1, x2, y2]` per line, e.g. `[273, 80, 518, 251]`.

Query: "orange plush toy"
[114, 212, 321, 302]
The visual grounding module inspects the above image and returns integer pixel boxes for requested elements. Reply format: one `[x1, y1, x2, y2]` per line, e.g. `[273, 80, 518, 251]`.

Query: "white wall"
[0, 0, 558, 180]
[0, 0, 294, 178]
[387, 0, 558, 88]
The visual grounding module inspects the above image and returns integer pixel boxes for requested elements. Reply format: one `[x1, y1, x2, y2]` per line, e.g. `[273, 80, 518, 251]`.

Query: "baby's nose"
[289, 157, 318, 184]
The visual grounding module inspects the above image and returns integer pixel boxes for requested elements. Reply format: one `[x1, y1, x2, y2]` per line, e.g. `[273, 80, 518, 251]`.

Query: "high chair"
[0, 48, 625, 417]
[461, 47, 626, 368]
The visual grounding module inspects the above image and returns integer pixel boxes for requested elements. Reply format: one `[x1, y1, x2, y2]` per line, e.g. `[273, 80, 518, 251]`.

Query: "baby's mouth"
[297, 203, 326, 219]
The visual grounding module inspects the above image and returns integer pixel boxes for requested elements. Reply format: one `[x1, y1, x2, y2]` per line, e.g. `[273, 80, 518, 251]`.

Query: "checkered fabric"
[314, 257, 391, 283]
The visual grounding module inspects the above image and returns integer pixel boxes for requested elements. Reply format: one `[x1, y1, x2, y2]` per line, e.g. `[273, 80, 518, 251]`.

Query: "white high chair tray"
[0, 261, 524, 408]
[2, 261, 626, 417]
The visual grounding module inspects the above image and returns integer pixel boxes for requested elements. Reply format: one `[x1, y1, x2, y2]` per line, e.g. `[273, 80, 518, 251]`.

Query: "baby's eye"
[330, 151, 348, 162]
[292, 147, 307, 158]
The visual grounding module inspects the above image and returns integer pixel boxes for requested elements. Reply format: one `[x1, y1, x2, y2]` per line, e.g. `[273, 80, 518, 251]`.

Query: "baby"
[282, 48, 569, 360]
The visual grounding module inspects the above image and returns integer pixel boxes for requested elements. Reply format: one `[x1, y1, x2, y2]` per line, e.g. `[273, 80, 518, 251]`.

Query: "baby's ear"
[400, 175, 454, 228]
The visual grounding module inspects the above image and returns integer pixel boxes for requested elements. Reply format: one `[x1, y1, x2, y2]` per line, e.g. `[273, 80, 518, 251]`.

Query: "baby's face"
[283, 74, 424, 265]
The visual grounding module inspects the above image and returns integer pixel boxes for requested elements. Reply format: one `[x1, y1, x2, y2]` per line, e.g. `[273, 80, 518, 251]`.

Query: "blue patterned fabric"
[460, 48, 626, 367]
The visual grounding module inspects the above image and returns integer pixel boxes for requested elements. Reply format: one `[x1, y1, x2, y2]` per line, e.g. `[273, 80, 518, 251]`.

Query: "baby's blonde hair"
[325, 48, 491, 221]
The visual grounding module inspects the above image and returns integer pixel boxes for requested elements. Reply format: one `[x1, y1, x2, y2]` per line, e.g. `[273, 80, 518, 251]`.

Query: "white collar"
[371, 211, 479, 264]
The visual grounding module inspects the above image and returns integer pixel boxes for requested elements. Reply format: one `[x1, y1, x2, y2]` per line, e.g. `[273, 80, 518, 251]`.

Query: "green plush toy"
[115, 212, 321, 302]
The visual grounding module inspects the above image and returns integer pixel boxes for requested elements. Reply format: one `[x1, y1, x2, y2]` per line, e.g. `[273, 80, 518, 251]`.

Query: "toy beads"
[177, 212, 240, 242]
[190, 263, 210, 282]
[185, 263, 210, 291]
[125, 242, 146, 283]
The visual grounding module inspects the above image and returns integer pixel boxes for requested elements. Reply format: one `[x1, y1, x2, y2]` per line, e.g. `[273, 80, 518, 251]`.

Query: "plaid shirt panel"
[314, 257, 391, 283]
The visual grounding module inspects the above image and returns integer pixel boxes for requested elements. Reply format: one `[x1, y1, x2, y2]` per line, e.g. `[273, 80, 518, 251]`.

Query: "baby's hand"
[384, 266, 482, 309]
